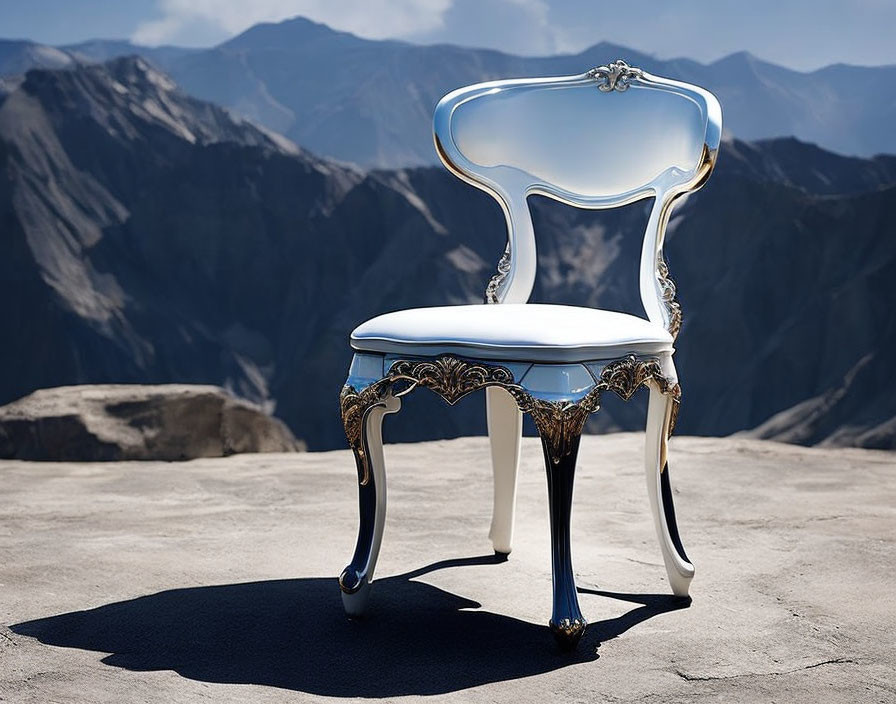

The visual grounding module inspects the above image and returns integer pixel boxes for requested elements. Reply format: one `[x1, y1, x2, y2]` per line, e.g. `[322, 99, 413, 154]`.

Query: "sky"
[2, 0, 895, 71]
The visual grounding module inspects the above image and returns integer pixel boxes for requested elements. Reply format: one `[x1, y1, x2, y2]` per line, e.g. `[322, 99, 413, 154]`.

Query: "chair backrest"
[433, 60, 722, 339]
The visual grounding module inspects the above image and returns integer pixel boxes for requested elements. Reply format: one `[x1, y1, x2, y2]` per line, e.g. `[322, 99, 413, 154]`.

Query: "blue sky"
[2, 0, 894, 70]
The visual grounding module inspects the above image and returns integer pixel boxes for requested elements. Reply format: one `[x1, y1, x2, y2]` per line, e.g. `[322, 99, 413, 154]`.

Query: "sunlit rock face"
[1, 58, 894, 450]
[0, 384, 303, 460]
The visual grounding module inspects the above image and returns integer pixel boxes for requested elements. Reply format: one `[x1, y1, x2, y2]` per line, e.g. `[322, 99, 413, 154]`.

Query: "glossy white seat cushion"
[351, 304, 673, 363]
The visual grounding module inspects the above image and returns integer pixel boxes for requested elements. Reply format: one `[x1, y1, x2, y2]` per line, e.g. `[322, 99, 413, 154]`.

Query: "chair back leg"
[486, 386, 522, 555]
[645, 382, 694, 597]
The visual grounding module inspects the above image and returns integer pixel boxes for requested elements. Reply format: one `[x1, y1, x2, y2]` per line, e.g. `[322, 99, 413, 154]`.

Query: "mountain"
[0, 38, 196, 77]
[1, 58, 894, 450]
[0, 55, 362, 428]
[152, 20, 896, 167]
[4, 18, 896, 167]
[60, 39, 198, 65]
[0, 39, 74, 75]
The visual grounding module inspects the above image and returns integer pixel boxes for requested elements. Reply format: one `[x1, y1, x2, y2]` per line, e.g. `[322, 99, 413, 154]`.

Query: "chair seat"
[351, 304, 674, 363]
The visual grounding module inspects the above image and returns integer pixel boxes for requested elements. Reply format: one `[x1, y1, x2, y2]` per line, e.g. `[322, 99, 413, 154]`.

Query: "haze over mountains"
[1, 56, 894, 450]
[0, 38, 195, 76]
[2, 17, 896, 167]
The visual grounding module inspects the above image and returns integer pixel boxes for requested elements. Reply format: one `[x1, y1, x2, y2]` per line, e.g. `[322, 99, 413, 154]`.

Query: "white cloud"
[406, 0, 558, 56]
[132, 0, 453, 47]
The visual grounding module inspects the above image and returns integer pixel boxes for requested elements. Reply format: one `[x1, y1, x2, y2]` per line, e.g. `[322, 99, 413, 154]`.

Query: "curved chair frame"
[338, 61, 722, 649]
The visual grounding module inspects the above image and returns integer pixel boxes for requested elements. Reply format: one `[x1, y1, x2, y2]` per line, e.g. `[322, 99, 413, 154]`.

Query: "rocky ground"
[1, 434, 894, 703]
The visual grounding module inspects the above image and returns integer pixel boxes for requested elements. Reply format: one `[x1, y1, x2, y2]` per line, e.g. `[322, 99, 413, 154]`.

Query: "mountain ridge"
[3, 19, 896, 165]
[2, 57, 894, 450]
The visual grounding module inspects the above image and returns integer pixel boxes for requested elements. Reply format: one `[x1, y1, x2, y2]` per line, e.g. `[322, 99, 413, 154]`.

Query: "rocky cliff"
[1, 58, 893, 450]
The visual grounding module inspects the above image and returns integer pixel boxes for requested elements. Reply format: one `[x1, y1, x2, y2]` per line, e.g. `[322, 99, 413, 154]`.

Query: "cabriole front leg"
[338, 382, 400, 617]
[530, 403, 592, 650]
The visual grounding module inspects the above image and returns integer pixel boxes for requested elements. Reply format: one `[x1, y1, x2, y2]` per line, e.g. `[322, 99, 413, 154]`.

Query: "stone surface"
[0, 384, 303, 460]
[1, 434, 893, 702]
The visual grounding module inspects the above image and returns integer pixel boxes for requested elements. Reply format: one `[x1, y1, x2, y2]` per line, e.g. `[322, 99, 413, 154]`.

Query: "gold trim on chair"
[341, 354, 681, 477]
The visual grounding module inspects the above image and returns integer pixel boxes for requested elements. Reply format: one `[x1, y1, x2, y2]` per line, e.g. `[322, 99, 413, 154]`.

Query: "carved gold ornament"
[340, 381, 392, 486]
[389, 356, 516, 404]
[657, 255, 682, 339]
[341, 355, 681, 480]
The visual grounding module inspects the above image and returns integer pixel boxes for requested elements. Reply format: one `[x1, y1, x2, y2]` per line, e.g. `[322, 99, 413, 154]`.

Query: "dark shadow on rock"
[13, 556, 687, 697]
[576, 588, 691, 649]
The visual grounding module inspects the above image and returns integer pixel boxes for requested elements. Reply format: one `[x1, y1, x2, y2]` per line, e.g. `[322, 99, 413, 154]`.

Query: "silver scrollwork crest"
[485, 241, 512, 303]
[587, 59, 643, 92]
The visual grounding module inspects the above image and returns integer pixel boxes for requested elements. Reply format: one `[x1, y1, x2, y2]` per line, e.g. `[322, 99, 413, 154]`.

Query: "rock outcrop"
[0, 385, 303, 461]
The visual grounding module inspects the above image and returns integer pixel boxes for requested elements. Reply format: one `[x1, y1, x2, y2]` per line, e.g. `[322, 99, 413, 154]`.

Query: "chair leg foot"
[660, 465, 694, 597]
[340, 576, 372, 618]
[550, 617, 588, 650]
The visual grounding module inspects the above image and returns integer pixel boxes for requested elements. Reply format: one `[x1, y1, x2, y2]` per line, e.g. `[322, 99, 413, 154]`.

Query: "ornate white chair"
[338, 60, 722, 649]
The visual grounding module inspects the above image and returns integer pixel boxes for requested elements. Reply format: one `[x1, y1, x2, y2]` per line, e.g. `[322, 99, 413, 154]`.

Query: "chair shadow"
[576, 587, 692, 645]
[12, 555, 689, 697]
